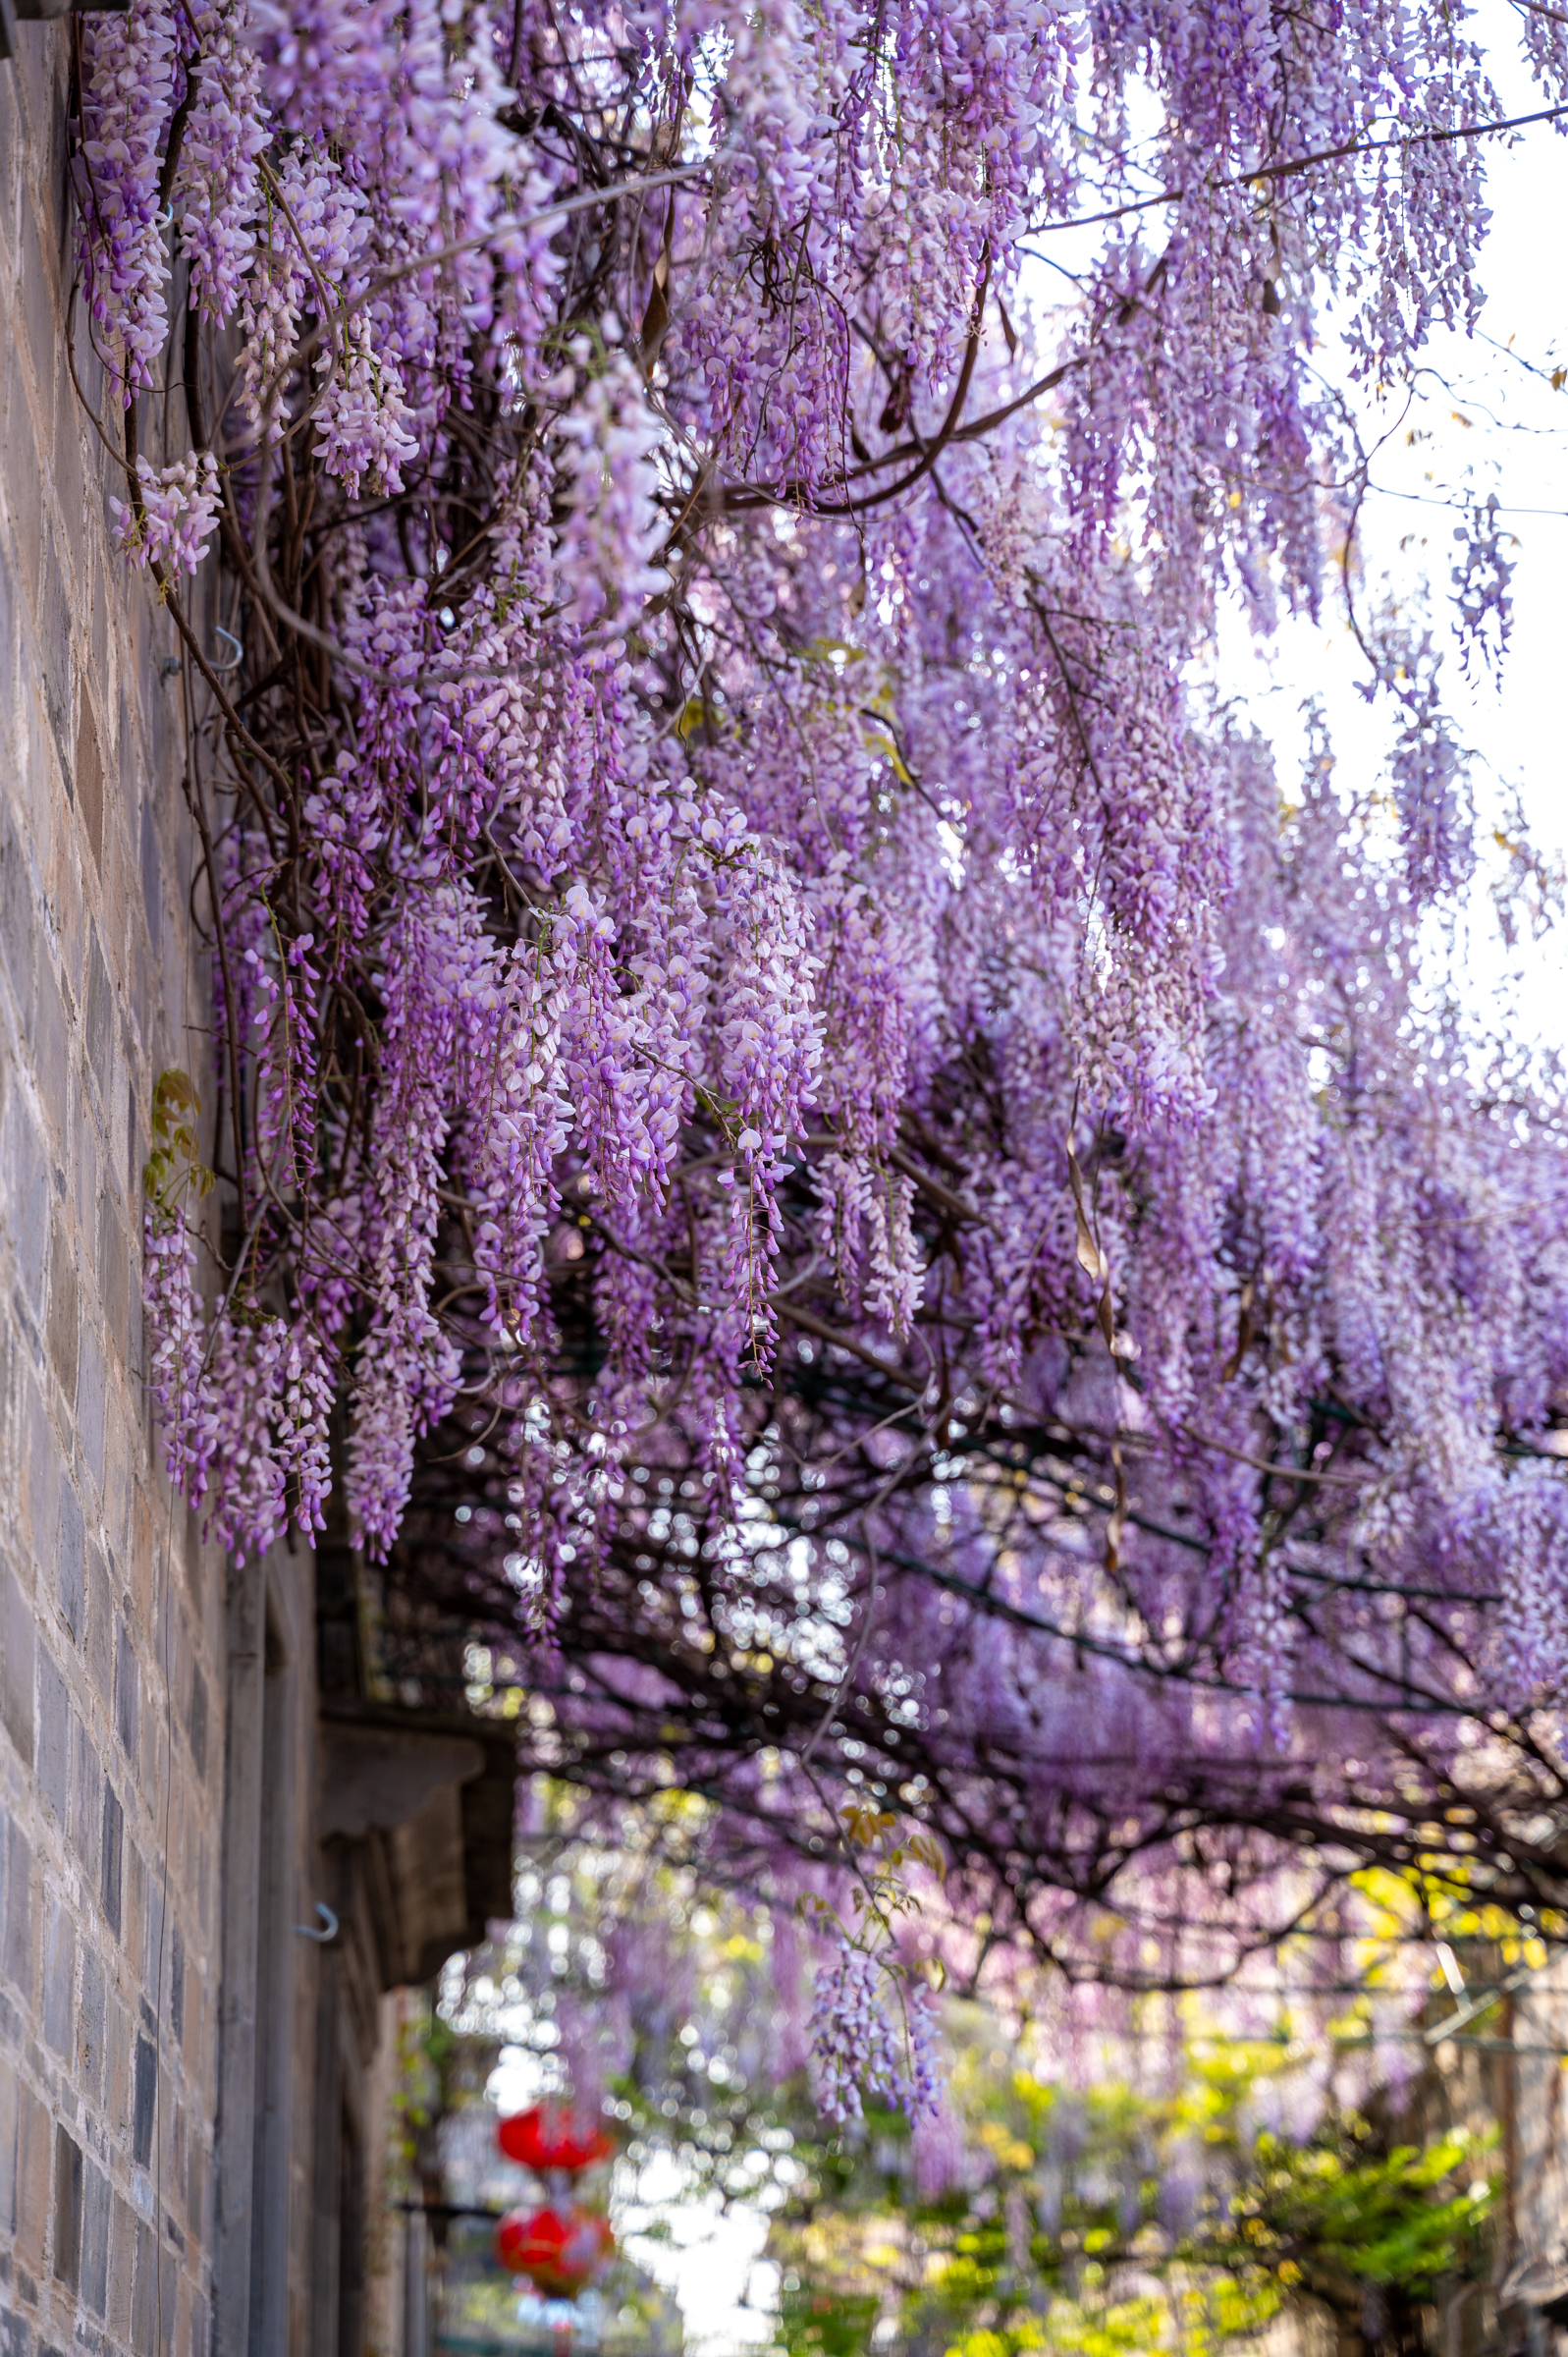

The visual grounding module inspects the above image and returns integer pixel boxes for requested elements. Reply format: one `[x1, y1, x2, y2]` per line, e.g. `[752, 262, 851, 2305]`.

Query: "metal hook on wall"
[293, 1901, 339, 1943]
[213, 628, 243, 674]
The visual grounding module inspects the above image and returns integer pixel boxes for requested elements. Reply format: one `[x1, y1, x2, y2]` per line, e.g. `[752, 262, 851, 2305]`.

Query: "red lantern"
[494, 2203, 614, 2295]
[497, 2103, 615, 2173]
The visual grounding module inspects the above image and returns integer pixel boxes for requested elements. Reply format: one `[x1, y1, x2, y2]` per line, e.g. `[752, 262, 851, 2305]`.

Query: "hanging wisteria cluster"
[84, 0, 1568, 2056]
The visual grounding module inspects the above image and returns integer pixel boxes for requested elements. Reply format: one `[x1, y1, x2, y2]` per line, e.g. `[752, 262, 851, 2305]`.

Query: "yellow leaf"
[1066, 1147, 1103, 1282]
[860, 721, 915, 785]
[676, 696, 720, 740]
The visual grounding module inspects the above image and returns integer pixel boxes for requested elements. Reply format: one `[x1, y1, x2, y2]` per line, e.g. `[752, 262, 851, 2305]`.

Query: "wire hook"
[212, 627, 243, 674]
[294, 1901, 339, 1943]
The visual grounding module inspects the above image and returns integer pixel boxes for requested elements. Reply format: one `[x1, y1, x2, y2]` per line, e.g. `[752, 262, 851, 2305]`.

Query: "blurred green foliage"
[764, 2014, 1496, 2357]
[420, 1790, 1503, 2357]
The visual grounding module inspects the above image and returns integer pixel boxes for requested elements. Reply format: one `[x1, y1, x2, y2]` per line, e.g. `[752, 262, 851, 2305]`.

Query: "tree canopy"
[89, 0, 1568, 2089]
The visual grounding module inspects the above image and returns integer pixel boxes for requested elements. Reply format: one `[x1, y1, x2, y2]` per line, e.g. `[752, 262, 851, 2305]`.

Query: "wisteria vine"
[72, 0, 1568, 2073]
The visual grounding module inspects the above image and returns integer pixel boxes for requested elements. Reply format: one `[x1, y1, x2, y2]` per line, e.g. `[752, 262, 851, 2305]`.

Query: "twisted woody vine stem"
[70, 0, 1568, 2103]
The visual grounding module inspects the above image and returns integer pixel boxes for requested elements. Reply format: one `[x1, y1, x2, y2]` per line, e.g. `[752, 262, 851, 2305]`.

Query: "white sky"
[1212, 0, 1568, 1036]
[1018, 0, 1568, 1037]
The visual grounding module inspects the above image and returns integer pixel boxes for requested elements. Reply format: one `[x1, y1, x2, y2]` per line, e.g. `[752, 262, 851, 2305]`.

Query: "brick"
[31, 958, 65, 1148]
[115, 1616, 138, 1761]
[48, 361, 83, 583]
[18, 50, 64, 258]
[99, 1782, 122, 1937]
[40, 1899, 72, 2056]
[116, 1029, 135, 1212]
[132, 2035, 155, 2167]
[2, 1818, 32, 1997]
[0, 530, 14, 743]
[84, 928, 111, 1108]
[34, 1650, 66, 1823]
[105, 1994, 130, 2127]
[0, 1569, 35, 1767]
[127, 1229, 143, 1380]
[50, 2124, 81, 2290]
[0, 2048, 17, 2236]
[81, 2157, 109, 2317]
[0, 811, 34, 1035]
[186, 1664, 206, 1783]
[68, 1718, 100, 1883]
[127, 1840, 147, 1984]
[85, 1545, 111, 1707]
[130, 925, 151, 1060]
[77, 1944, 105, 2103]
[137, 798, 161, 958]
[44, 1215, 76, 1403]
[56, 1480, 82, 1640]
[72, 1098, 99, 1283]
[169, 1923, 183, 2046]
[3, 1093, 47, 1322]
[4, 358, 42, 609]
[24, 1382, 57, 1570]
[0, 68, 16, 244]
[150, 656, 177, 789]
[78, 1327, 106, 1493]
[88, 564, 108, 723]
[158, 2230, 176, 2357]
[37, 536, 69, 789]
[13, 2089, 46, 2273]
[96, 1194, 129, 1365]
[131, 2218, 154, 2357]
[108, 2191, 135, 2340]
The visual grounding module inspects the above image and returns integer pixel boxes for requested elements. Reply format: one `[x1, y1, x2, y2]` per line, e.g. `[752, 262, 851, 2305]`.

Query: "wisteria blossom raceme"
[555, 356, 668, 629]
[76, 0, 178, 400]
[142, 1210, 215, 1507]
[89, 0, 1568, 2091]
[171, 0, 269, 323]
[810, 1946, 943, 2122]
[142, 1213, 335, 1562]
[314, 326, 420, 499]
[110, 453, 223, 576]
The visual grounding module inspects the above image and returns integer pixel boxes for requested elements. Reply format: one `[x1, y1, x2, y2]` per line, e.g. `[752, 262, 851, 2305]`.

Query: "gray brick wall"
[0, 25, 227, 2357]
